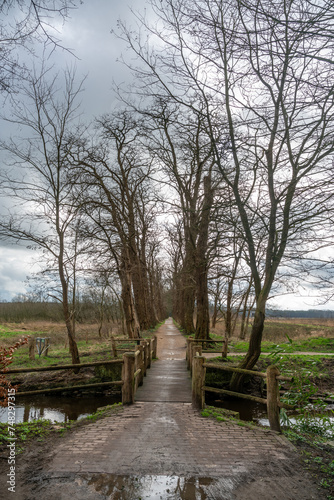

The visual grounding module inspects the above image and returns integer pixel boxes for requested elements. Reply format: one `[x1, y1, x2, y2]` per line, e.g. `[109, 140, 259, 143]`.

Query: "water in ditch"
[0, 394, 121, 423]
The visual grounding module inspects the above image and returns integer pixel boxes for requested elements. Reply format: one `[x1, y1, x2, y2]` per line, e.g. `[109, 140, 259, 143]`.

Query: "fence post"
[140, 340, 147, 376]
[144, 341, 150, 370]
[43, 338, 50, 357]
[111, 338, 118, 358]
[186, 338, 191, 370]
[122, 353, 135, 405]
[266, 365, 281, 433]
[152, 335, 157, 359]
[190, 344, 202, 375]
[222, 339, 228, 358]
[136, 345, 144, 386]
[147, 339, 152, 368]
[192, 355, 206, 409]
[28, 337, 35, 360]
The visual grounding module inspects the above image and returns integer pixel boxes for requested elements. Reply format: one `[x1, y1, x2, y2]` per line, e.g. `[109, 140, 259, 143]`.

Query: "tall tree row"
[118, 0, 334, 388]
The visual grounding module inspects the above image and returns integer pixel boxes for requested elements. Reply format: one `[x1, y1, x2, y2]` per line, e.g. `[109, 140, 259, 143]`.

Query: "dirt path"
[0, 319, 327, 499]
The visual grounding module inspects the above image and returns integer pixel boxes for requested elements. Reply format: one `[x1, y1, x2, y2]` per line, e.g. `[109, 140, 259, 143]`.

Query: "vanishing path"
[21, 319, 324, 499]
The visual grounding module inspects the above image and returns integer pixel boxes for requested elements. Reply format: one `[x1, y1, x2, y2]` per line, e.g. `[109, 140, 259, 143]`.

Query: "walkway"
[23, 319, 324, 499]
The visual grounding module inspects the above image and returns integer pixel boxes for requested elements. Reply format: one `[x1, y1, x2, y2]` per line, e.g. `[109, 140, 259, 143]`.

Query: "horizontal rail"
[134, 369, 141, 379]
[203, 386, 267, 404]
[188, 338, 225, 343]
[3, 359, 123, 375]
[202, 386, 294, 410]
[110, 338, 148, 342]
[15, 380, 123, 397]
[204, 362, 267, 379]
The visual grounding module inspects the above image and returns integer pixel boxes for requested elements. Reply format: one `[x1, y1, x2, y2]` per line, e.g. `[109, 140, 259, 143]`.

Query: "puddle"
[87, 474, 236, 499]
[0, 394, 120, 423]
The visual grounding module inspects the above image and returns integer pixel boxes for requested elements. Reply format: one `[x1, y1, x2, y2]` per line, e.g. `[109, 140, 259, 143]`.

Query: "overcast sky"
[0, 0, 333, 310]
[0, 0, 148, 302]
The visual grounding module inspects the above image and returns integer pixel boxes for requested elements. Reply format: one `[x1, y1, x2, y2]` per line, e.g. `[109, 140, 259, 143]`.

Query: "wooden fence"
[190, 344, 293, 433]
[186, 337, 229, 370]
[2, 336, 158, 405]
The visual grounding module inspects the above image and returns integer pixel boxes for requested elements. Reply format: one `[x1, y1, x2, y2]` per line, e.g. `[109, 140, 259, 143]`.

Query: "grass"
[283, 429, 334, 497]
[230, 337, 334, 354]
[0, 320, 159, 370]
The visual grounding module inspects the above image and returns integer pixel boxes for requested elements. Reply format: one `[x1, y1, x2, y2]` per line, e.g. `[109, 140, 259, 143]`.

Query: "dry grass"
[0, 320, 123, 349]
[211, 317, 334, 343]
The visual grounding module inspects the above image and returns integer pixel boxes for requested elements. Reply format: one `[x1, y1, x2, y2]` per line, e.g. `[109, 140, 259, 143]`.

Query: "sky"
[0, 0, 148, 302]
[0, 0, 333, 310]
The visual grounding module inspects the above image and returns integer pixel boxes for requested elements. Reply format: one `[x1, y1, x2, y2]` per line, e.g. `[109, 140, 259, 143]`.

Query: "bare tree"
[118, 0, 334, 389]
[72, 111, 161, 337]
[0, 1, 78, 94]
[0, 67, 85, 366]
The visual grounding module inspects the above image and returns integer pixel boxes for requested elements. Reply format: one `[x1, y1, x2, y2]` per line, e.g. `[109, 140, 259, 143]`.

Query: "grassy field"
[212, 317, 334, 343]
[0, 320, 160, 370]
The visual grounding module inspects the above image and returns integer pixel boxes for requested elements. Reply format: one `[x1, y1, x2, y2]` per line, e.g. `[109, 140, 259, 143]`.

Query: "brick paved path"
[31, 318, 322, 499]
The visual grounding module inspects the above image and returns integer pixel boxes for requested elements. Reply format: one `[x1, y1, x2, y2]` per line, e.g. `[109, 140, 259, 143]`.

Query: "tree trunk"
[195, 176, 213, 340]
[58, 234, 80, 367]
[230, 302, 265, 392]
[211, 293, 218, 328]
[119, 251, 141, 339]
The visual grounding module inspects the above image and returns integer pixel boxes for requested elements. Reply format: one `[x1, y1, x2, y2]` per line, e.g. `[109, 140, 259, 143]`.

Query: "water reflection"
[0, 394, 120, 423]
[88, 474, 235, 500]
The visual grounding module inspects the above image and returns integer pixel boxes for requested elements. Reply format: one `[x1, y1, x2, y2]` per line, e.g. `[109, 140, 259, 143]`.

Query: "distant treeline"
[0, 300, 121, 324]
[0, 301, 64, 323]
[267, 309, 334, 319]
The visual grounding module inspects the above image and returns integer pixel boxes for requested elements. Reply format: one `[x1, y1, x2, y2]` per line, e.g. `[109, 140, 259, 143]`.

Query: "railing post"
[190, 344, 202, 375]
[136, 345, 144, 386]
[152, 335, 158, 359]
[122, 353, 135, 405]
[140, 340, 147, 376]
[111, 337, 118, 358]
[266, 365, 281, 433]
[147, 339, 152, 368]
[144, 341, 150, 370]
[186, 338, 191, 370]
[192, 355, 206, 410]
[28, 337, 35, 360]
[222, 339, 228, 358]
[43, 338, 50, 357]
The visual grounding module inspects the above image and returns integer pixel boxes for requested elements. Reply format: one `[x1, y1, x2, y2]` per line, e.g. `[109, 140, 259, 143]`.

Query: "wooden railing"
[2, 335, 158, 405]
[190, 345, 293, 433]
[186, 338, 229, 370]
